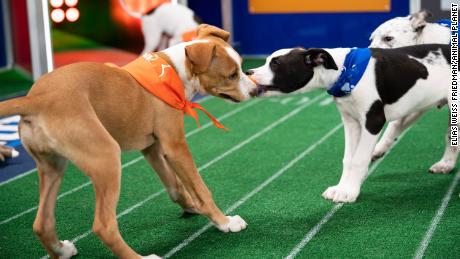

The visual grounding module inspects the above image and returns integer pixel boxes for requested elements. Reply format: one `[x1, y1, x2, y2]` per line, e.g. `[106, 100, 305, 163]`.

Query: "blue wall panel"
[232, 0, 409, 55]
[188, 0, 223, 28]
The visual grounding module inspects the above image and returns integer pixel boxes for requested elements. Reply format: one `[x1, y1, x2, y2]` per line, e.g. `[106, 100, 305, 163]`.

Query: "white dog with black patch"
[247, 44, 452, 203]
[369, 10, 455, 174]
[120, 0, 201, 54]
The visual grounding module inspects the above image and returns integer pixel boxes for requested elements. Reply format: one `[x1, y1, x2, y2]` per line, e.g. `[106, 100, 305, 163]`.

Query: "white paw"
[371, 143, 389, 161]
[58, 240, 78, 259]
[142, 254, 162, 259]
[429, 160, 454, 174]
[214, 215, 247, 233]
[322, 185, 359, 203]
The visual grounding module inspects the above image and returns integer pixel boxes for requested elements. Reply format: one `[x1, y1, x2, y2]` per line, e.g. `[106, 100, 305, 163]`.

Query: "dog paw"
[214, 215, 247, 233]
[58, 240, 78, 259]
[429, 160, 454, 174]
[142, 254, 162, 259]
[322, 185, 359, 203]
[371, 145, 387, 161]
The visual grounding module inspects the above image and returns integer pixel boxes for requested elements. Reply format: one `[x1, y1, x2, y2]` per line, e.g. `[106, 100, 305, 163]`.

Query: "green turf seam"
[163, 123, 343, 258]
[39, 93, 328, 258]
[284, 128, 411, 259]
[413, 169, 460, 259]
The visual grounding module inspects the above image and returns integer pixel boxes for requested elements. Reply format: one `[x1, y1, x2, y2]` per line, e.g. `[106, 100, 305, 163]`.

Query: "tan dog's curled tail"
[0, 95, 38, 117]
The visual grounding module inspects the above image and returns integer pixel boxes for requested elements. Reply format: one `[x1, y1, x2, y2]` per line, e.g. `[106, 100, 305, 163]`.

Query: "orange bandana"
[120, 52, 227, 130]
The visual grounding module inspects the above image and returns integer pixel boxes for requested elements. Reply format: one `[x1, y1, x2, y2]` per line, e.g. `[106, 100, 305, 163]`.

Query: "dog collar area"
[327, 48, 371, 98]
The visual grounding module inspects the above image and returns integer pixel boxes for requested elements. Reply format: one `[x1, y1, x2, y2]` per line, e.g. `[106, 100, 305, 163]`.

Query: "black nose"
[245, 70, 254, 76]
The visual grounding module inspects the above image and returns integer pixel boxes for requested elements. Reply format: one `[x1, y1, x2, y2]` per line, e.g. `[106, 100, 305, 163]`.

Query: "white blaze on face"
[369, 16, 418, 48]
[250, 48, 293, 86]
[225, 47, 256, 99]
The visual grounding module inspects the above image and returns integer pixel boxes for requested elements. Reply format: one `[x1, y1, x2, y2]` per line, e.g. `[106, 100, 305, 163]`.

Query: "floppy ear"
[410, 9, 432, 32]
[185, 42, 216, 73]
[304, 48, 338, 70]
[196, 24, 230, 42]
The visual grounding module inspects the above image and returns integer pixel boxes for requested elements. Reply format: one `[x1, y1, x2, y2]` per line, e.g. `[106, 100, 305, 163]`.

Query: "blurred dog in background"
[119, 0, 201, 53]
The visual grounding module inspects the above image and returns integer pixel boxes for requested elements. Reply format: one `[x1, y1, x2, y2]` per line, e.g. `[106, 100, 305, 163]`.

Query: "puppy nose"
[245, 70, 254, 76]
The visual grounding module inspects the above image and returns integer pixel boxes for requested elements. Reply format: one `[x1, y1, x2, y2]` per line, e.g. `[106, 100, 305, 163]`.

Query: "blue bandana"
[327, 48, 371, 97]
[436, 19, 452, 29]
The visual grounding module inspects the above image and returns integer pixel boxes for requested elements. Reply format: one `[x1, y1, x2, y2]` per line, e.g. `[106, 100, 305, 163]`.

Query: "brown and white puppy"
[0, 24, 255, 259]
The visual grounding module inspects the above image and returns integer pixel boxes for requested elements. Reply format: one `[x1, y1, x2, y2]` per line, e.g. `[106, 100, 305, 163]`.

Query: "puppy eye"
[228, 72, 238, 80]
[271, 58, 280, 66]
[383, 36, 394, 42]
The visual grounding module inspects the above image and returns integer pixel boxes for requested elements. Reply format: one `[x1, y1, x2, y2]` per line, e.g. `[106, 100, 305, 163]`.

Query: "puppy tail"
[0, 95, 41, 117]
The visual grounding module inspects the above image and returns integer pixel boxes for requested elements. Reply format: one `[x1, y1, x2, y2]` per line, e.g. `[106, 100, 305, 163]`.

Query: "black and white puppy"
[369, 10, 453, 174]
[247, 44, 452, 203]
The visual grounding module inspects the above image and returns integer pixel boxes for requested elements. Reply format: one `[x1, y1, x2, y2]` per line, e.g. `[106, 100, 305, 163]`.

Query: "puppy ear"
[196, 24, 230, 42]
[410, 9, 432, 32]
[304, 48, 338, 70]
[185, 42, 216, 74]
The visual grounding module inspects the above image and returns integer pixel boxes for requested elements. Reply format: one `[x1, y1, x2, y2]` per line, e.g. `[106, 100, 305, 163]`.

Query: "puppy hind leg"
[32, 154, 76, 259]
[373, 111, 424, 160]
[429, 113, 460, 174]
[55, 114, 152, 259]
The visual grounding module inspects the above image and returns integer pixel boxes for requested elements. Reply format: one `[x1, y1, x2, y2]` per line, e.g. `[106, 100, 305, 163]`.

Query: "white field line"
[40, 93, 327, 258]
[0, 96, 215, 188]
[163, 123, 343, 258]
[319, 97, 334, 106]
[284, 130, 410, 259]
[0, 167, 38, 187]
[194, 95, 213, 103]
[0, 99, 259, 225]
[413, 169, 460, 259]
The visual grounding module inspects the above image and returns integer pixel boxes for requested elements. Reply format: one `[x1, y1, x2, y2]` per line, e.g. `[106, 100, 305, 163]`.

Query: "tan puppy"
[0, 25, 255, 259]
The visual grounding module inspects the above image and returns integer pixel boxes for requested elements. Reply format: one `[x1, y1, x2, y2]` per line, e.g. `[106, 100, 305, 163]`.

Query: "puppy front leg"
[142, 142, 197, 214]
[161, 139, 247, 232]
[323, 125, 379, 203]
[323, 113, 359, 202]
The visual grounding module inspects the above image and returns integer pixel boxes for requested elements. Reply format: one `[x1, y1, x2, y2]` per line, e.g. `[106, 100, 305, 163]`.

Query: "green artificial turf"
[0, 69, 33, 98]
[0, 90, 458, 258]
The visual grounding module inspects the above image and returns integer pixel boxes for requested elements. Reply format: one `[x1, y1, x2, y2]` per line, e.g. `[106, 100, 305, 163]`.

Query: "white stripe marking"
[0, 125, 18, 131]
[0, 115, 20, 124]
[0, 168, 38, 187]
[195, 95, 212, 103]
[413, 169, 460, 259]
[40, 94, 326, 257]
[280, 97, 295, 105]
[295, 97, 310, 106]
[284, 130, 409, 259]
[163, 123, 343, 258]
[1, 99, 257, 225]
[319, 97, 334, 106]
[0, 132, 19, 140]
